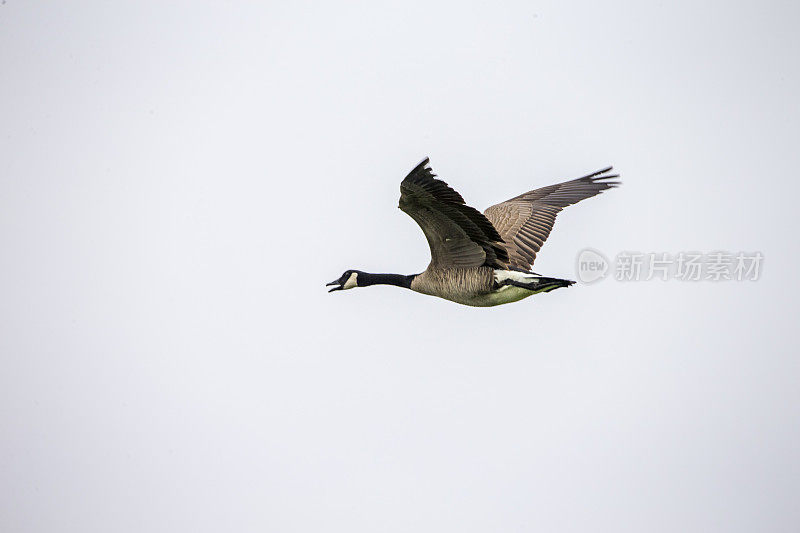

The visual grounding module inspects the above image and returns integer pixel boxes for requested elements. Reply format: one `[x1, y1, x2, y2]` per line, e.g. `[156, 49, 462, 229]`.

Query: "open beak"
[326, 280, 342, 292]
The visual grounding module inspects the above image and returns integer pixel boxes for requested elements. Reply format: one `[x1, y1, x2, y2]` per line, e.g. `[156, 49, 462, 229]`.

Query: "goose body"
[409, 267, 567, 307]
[328, 158, 619, 307]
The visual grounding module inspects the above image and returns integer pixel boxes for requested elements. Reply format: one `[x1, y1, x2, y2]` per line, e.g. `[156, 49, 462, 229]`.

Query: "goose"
[327, 158, 619, 307]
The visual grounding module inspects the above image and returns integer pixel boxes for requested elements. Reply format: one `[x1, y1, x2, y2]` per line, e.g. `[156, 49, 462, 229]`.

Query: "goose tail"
[494, 270, 575, 293]
[530, 276, 575, 293]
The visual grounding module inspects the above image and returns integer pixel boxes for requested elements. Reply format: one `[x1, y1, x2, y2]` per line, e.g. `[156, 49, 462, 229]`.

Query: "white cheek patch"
[343, 272, 358, 290]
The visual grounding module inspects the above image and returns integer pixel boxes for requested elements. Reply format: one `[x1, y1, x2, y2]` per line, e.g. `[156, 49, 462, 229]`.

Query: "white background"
[2, 1, 798, 532]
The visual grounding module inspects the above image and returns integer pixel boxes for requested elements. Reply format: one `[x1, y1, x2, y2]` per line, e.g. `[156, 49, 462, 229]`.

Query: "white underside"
[472, 284, 537, 306]
[459, 270, 546, 307]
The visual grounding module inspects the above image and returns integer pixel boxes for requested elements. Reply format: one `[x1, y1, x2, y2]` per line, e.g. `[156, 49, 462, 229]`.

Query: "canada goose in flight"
[327, 158, 619, 307]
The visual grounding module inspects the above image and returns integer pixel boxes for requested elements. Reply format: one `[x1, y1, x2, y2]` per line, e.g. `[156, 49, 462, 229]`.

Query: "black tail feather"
[534, 276, 575, 293]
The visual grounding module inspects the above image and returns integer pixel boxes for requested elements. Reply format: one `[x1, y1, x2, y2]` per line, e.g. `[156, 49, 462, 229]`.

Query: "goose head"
[326, 270, 360, 292]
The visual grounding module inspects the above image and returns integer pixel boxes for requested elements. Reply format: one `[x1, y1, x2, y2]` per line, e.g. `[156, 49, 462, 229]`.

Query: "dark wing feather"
[399, 158, 508, 268]
[484, 167, 619, 271]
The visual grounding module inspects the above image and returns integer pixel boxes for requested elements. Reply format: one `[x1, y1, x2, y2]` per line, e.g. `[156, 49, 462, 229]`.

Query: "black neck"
[359, 272, 414, 289]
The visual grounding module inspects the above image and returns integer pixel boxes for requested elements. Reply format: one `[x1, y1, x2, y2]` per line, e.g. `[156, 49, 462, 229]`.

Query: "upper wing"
[484, 167, 619, 271]
[399, 158, 508, 268]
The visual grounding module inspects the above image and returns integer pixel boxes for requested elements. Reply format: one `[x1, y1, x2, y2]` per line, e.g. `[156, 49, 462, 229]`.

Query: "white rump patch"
[494, 270, 539, 284]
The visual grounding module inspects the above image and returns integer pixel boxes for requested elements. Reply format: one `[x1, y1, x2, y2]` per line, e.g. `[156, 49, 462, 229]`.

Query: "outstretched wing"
[484, 167, 619, 271]
[399, 158, 508, 268]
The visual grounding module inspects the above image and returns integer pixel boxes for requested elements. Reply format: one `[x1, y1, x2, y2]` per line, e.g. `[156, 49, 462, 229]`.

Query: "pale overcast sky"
[1, 2, 799, 532]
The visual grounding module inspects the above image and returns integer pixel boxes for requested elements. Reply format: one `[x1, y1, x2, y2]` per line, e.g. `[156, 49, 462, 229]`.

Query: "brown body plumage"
[410, 266, 495, 306]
